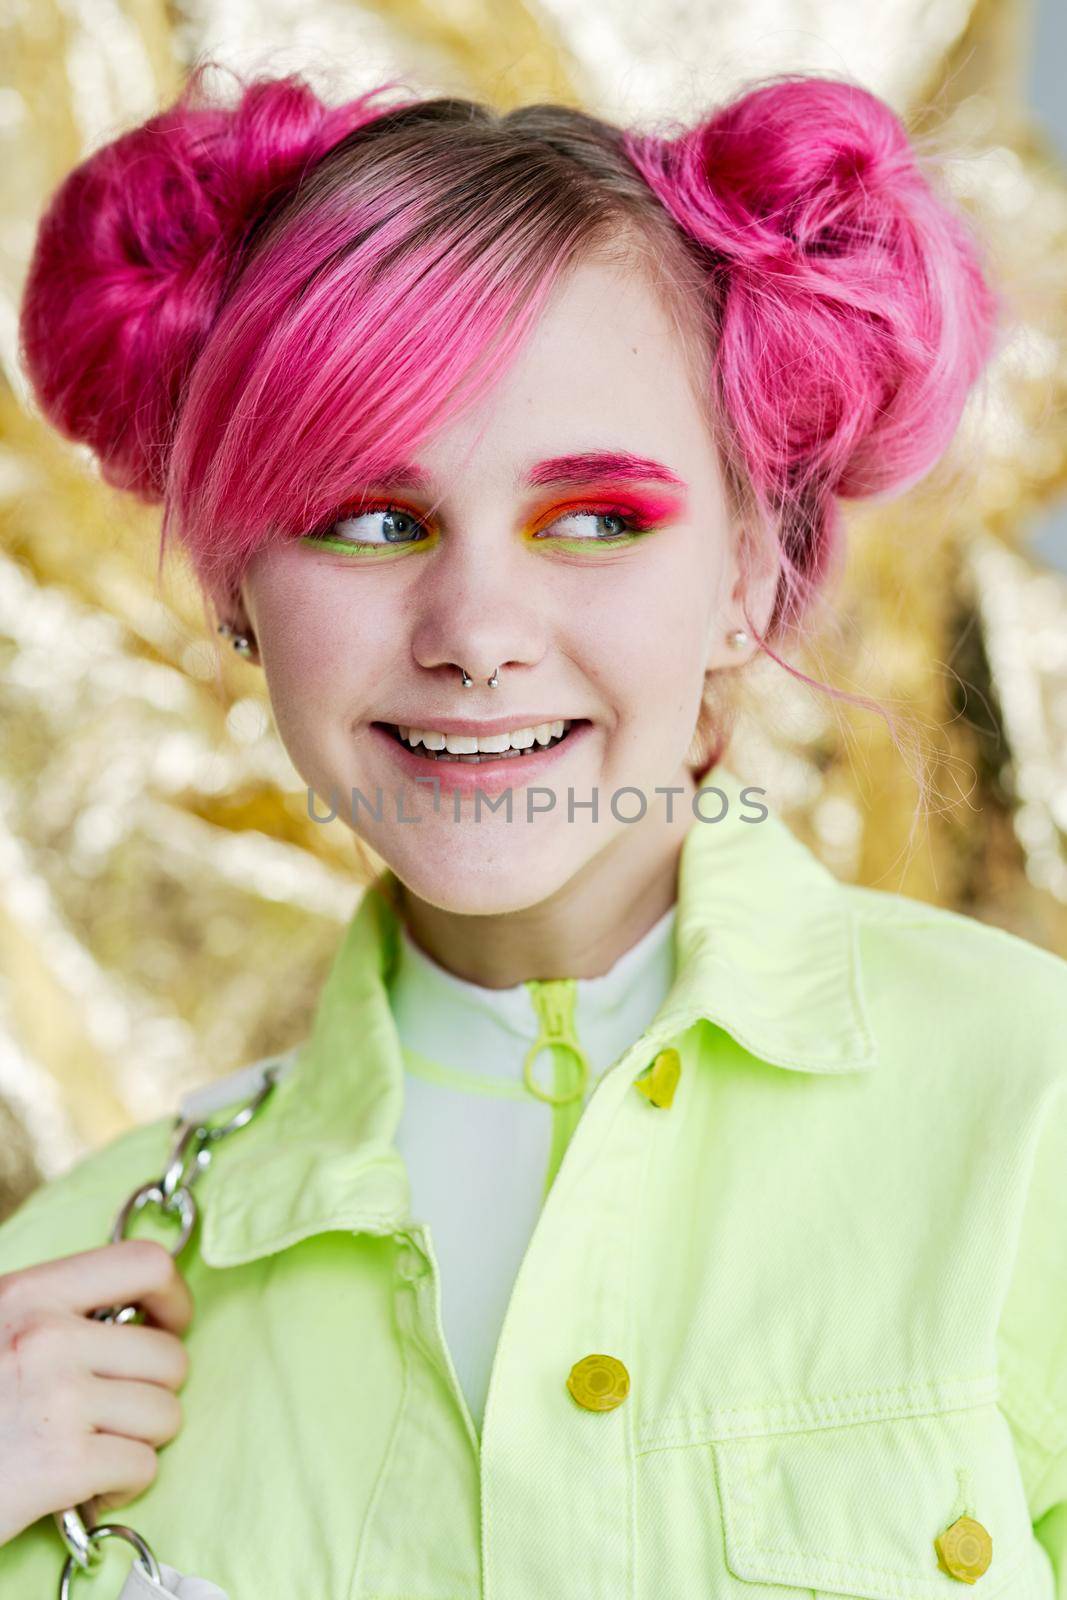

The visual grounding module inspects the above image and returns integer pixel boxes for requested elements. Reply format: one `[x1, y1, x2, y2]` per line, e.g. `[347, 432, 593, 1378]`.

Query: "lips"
[368, 717, 592, 796]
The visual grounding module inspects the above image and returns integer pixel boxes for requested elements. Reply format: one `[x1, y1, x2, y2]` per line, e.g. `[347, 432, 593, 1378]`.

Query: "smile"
[378, 720, 580, 762]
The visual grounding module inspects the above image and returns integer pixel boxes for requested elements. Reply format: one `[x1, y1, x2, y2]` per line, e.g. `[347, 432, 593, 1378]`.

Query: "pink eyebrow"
[522, 452, 688, 490]
[368, 451, 688, 494]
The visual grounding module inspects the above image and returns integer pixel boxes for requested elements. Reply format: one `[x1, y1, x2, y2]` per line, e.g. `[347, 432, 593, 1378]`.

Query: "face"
[235, 254, 773, 915]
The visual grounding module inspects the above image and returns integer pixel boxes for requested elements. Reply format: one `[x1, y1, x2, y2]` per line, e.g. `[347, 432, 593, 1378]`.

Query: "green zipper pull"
[523, 978, 588, 1105]
[524, 978, 591, 1202]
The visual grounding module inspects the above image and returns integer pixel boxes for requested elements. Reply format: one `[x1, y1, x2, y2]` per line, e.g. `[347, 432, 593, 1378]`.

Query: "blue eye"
[536, 510, 639, 540]
[328, 507, 427, 546]
[302, 504, 431, 555]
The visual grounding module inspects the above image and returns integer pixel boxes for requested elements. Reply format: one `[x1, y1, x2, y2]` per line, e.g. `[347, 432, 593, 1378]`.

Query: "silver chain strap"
[52, 1064, 281, 1597]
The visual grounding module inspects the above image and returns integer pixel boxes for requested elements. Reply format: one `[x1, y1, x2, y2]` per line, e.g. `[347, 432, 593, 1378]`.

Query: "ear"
[216, 583, 262, 668]
[704, 521, 779, 672]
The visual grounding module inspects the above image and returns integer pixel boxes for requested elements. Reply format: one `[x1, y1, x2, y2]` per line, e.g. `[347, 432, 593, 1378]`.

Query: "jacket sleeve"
[996, 1071, 1067, 1600]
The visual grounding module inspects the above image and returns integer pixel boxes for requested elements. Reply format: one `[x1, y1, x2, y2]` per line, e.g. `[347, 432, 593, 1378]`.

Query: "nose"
[409, 538, 547, 691]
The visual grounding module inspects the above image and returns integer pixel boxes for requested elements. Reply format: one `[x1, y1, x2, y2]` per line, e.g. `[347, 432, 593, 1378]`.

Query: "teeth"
[396, 719, 572, 754]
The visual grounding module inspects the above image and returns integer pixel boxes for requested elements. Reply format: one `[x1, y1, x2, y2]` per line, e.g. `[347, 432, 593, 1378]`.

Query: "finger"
[78, 1318, 190, 1390]
[9, 1240, 194, 1334]
[83, 1433, 160, 1514]
[88, 1376, 183, 1449]
[137, 1261, 195, 1338]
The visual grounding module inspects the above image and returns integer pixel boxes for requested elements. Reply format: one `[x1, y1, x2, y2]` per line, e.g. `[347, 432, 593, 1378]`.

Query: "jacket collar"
[197, 765, 878, 1267]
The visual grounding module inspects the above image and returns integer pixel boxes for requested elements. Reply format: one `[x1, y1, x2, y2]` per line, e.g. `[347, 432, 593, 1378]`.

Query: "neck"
[395, 766, 696, 987]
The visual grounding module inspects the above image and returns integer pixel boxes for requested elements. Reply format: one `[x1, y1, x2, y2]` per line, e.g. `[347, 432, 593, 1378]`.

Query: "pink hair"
[18, 63, 1000, 790]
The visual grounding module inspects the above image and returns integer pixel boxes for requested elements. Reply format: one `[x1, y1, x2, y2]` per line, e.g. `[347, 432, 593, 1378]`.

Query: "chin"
[379, 829, 582, 918]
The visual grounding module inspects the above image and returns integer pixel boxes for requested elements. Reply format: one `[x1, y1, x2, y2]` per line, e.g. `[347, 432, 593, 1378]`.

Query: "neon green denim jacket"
[2, 765, 1067, 1600]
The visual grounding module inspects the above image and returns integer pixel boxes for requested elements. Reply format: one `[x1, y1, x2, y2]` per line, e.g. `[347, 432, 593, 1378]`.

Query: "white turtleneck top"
[387, 903, 678, 1435]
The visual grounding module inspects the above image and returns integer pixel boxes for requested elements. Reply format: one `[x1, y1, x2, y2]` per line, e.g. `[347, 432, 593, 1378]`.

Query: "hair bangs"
[163, 116, 619, 610]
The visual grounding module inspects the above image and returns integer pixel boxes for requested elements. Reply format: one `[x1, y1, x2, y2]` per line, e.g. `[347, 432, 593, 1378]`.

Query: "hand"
[0, 1239, 193, 1546]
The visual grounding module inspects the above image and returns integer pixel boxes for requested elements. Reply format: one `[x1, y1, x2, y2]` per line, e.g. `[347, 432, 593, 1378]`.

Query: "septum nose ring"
[460, 666, 500, 688]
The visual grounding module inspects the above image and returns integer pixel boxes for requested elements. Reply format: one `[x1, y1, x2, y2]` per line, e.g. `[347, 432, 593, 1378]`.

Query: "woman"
[1, 59, 1065, 1600]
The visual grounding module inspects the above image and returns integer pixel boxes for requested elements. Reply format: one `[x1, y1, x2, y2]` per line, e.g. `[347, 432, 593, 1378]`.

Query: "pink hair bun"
[625, 74, 1000, 586]
[18, 67, 388, 501]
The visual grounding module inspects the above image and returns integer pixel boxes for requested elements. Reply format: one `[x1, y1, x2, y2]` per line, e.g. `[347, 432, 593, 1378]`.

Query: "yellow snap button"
[634, 1047, 681, 1109]
[566, 1353, 630, 1411]
[935, 1517, 993, 1582]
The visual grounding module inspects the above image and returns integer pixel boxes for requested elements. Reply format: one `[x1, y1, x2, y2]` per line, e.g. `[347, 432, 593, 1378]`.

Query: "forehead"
[413, 256, 717, 492]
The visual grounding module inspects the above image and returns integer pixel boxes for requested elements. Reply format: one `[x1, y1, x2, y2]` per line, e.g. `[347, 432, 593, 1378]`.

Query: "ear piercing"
[217, 622, 254, 656]
[727, 629, 750, 649]
[460, 666, 501, 688]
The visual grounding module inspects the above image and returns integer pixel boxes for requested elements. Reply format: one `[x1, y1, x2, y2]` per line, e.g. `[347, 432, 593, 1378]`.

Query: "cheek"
[248, 563, 374, 744]
[261, 612, 342, 721]
[600, 545, 718, 693]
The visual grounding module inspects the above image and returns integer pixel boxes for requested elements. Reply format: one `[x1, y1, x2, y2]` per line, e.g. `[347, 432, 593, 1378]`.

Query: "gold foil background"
[1, 0, 1065, 1220]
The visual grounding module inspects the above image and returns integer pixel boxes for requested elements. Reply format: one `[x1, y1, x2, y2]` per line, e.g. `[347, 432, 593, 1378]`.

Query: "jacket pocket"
[710, 1405, 1040, 1600]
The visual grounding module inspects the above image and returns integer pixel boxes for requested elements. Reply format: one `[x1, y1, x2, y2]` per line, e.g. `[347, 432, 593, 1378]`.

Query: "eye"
[307, 504, 430, 551]
[534, 508, 643, 542]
